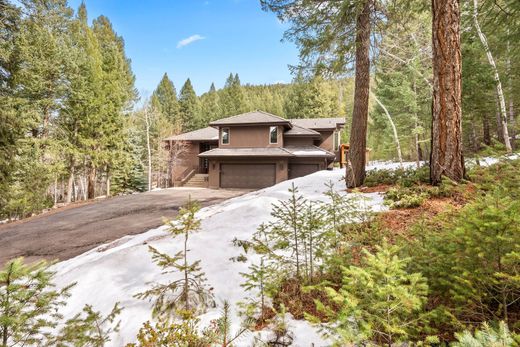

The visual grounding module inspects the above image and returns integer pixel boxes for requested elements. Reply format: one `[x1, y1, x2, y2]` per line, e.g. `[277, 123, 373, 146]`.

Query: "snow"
[47, 161, 428, 346]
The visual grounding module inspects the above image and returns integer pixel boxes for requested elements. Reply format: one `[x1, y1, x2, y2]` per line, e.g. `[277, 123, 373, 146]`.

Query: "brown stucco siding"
[283, 136, 315, 146]
[171, 141, 200, 184]
[317, 130, 335, 152]
[219, 126, 283, 148]
[207, 157, 288, 189]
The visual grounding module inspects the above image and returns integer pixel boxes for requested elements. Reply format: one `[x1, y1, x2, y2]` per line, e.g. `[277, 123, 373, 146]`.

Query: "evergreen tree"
[0, 258, 74, 347]
[220, 72, 247, 116]
[453, 321, 516, 347]
[316, 243, 428, 346]
[152, 73, 180, 127]
[135, 200, 213, 317]
[178, 78, 201, 132]
[199, 82, 221, 123]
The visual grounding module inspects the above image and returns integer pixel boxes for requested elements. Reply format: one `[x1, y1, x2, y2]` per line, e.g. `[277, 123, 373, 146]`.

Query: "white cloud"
[176, 34, 205, 48]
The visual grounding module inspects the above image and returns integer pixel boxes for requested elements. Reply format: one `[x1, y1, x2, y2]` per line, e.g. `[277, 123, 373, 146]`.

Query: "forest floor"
[0, 188, 246, 264]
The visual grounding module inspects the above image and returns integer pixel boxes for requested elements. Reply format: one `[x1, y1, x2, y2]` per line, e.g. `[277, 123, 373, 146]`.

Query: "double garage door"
[220, 164, 276, 189]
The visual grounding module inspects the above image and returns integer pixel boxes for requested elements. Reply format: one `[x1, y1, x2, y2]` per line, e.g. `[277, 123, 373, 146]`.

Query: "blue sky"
[68, 0, 299, 97]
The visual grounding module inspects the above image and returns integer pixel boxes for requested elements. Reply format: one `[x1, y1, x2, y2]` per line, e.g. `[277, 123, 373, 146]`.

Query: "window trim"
[269, 126, 278, 144]
[221, 127, 230, 145]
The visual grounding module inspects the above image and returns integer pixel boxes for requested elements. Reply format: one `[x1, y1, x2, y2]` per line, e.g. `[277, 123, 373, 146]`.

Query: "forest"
[1, 0, 520, 345]
[1, 0, 518, 220]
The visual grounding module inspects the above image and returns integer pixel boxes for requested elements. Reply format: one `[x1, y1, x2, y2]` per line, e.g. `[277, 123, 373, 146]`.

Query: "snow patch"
[48, 161, 430, 346]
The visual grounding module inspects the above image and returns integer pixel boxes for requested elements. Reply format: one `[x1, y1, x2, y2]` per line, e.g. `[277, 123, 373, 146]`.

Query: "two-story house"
[164, 110, 345, 189]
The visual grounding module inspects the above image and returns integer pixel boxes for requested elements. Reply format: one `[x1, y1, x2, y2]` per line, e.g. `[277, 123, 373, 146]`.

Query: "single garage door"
[220, 163, 276, 189]
[289, 163, 319, 179]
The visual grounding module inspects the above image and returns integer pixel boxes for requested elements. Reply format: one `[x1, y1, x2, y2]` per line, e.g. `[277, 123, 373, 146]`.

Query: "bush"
[384, 186, 428, 209]
[364, 165, 430, 187]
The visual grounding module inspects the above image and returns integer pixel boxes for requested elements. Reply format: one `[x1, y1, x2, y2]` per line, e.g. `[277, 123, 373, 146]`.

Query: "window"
[221, 128, 230, 145]
[269, 126, 278, 144]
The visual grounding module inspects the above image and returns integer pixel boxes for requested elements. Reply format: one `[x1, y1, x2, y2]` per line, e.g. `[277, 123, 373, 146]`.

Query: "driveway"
[0, 188, 247, 265]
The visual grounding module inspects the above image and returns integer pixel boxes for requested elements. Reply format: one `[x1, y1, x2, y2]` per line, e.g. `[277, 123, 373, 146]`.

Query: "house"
[164, 111, 345, 189]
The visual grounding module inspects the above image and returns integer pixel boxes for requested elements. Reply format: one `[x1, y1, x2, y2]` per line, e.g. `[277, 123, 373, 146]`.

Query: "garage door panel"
[289, 164, 319, 179]
[220, 164, 276, 189]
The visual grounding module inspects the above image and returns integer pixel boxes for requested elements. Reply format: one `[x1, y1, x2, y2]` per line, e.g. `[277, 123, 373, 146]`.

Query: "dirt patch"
[347, 184, 392, 193]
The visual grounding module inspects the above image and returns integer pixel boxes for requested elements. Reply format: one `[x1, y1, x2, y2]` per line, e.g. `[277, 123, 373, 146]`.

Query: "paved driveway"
[0, 188, 246, 265]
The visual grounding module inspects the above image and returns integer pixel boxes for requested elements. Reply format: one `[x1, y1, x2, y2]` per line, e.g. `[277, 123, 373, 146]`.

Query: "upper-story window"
[269, 126, 278, 144]
[221, 128, 230, 145]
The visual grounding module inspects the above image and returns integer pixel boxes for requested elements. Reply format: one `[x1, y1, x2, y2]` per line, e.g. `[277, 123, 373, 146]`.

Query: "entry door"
[220, 164, 276, 189]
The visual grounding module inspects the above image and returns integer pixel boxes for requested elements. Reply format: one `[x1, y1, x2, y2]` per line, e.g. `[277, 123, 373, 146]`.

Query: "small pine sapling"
[52, 303, 122, 346]
[135, 200, 214, 318]
[315, 242, 429, 346]
[203, 301, 252, 346]
[239, 257, 277, 324]
[0, 258, 74, 347]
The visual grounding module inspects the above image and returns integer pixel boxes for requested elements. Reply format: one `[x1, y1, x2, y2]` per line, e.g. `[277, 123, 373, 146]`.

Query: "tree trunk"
[66, 163, 75, 204]
[145, 108, 152, 192]
[473, 0, 512, 153]
[495, 91, 504, 143]
[346, 0, 371, 188]
[87, 166, 96, 199]
[430, 0, 465, 185]
[106, 168, 111, 197]
[507, 38, 516, 150]
[483, 113, 491, 145]
[372, 93, 403, 167]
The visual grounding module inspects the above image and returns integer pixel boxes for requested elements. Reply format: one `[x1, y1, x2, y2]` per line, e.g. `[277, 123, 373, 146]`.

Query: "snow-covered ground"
[50, 155, 518, 346]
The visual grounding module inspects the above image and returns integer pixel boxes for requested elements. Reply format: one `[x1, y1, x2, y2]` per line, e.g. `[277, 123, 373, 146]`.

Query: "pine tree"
[135, 200, 213, 317]
[199, 82, 221, 123]
[152, 73, 180, 127]
[220, 72, 247, 116]
[453, 321, 516, 347]
[317, 242, 428, 346]
[178, 78, 201, 132]
[51, 303, 122, 346]
[0, 258, 74, 347]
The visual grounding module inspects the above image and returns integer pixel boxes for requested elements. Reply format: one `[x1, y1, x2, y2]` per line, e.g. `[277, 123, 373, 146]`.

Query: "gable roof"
[164, 126, 219, 142]
[284, 124, 321, 137]
[290, 117, 346, 130]
[209, 110, 292, 127]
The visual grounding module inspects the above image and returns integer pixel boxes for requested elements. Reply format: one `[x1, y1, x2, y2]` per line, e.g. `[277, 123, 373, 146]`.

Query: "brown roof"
[199, 146, 335, 159]
[199, 147, 293, 158]
[209, 110, 292, 127]
[284, 124, 321, 137]
[284, 146, 336, 158]
[290, 118, 346, 130]
[164, 127, 219, 142]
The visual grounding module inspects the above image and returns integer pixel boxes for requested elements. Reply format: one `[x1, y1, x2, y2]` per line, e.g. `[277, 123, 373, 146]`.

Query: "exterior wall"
[317, 130, 335, 152]
[207, 157, 288, 189]
[283, 136, 315, 146]
[171, 141, 199, 185]
[219, 125, 284, 148]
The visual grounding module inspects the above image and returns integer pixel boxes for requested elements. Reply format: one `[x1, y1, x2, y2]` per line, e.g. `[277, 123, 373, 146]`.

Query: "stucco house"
[164, 110, 345, 189]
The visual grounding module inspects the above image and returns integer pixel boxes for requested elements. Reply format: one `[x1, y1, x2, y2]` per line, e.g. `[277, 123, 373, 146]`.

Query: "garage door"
[289, 164, 319, 179]
[220, 164, 276, 189]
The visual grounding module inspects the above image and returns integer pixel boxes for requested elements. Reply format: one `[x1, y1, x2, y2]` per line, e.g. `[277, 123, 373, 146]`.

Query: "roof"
[164, 127, 219, 142]
[199, 146, 335, 159]
[199, 147, 293, 158]
[284, 146, 336, 158]
[284, 124, 321, 137]
[290, 118, 346, 130]
[209, 110, 292, 127]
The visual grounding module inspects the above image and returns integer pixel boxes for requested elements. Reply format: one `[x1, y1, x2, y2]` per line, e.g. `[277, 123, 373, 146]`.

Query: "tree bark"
[473, 0, 512, 153]
[430, 0, 465, 185]
[66, 162, 75, 204]
[483, 113, 491, 145]
[145, 107, 152, 192]
[346, 0, 371, 188]
[507, 38, 516, 150]
[87, 166, 96, 199]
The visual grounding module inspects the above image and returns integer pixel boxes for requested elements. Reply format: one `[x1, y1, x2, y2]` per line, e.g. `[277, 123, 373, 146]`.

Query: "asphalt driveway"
[0, 188, 246, 265]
